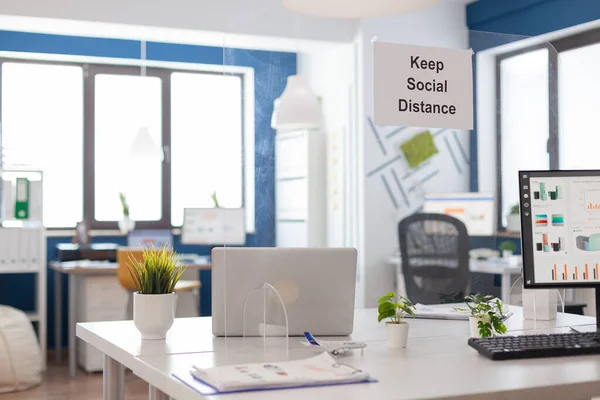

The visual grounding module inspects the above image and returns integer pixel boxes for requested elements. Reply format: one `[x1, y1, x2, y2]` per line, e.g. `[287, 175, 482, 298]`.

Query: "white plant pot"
[506, 214, 521, 233]
[469, 316, 489, 338]
[386, 322, 409, 348]
[133, 292, 177, 340]
[118, 216, 135, 234]
[502, 250, 513, 258]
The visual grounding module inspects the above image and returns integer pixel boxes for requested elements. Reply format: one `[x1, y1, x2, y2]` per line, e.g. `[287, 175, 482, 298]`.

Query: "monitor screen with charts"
[520, 170, 600, 288]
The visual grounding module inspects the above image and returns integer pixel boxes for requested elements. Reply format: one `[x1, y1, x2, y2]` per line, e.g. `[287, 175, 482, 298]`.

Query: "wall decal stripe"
[444, 136, 462, 174]
[367, 116, 387, 156]
[381, 175, 398, 209]
[391, 168, 410, 207]
[366, 155, 402, 177]
[452, 130, 469, 163]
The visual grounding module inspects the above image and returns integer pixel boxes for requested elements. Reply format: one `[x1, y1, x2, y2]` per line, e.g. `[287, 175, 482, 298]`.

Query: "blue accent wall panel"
[467, 0, 600, 37]
[0, 29, 296, 349]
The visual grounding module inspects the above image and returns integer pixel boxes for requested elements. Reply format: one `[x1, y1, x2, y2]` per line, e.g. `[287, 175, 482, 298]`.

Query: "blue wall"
[468, 0, 600, 37]
[0, 30, 296, 349]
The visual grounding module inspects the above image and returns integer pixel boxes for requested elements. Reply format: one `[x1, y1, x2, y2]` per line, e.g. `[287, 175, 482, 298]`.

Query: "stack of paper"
[414, 303, 468, 320]
[188, 352, 370, 393]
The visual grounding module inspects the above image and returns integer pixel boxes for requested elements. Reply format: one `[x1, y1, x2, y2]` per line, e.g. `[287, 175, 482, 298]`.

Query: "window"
[170, 72, 243, 227]
[558, 43, 600, 169]
[498, 49, 550, 225]
[497, 28, 600, 229]
[94, 74, 163, 222]
[1, 62, 83, 228]
[1, 60, 251, 230]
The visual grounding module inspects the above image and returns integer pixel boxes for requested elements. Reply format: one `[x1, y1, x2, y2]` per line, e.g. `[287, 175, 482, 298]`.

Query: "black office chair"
[398, 213, 469, 304]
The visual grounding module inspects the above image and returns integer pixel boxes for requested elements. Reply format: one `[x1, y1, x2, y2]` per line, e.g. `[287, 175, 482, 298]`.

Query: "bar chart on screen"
[550, 263, 598, 281]
[550, 262, 599, 281]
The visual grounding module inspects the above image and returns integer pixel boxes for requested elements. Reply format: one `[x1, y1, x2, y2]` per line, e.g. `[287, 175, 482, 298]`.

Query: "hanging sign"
[373, 41, 473, 130]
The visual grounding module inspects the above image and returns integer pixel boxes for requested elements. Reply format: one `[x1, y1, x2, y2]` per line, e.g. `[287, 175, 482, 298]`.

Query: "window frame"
[496, 27, 600, 230]
[0, 57, 249, 230]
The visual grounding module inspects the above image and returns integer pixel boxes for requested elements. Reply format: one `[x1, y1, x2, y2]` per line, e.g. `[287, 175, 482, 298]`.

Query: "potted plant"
[377, 292, 416, 348]
[459, 294, 508, 338]
[118, 192, 135, 234]
[506, 204, 520, 233]
[498, 240, 517, 258]
[128, 247, 186, 340]
[211, 191, 220, 208]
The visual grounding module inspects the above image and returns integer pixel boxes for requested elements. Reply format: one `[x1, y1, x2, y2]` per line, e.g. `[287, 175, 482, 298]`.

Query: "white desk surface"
[76, 308, 595, 363]
[389, 255, 522, 274]
[77, 308, 598, 400]
[50, 255, 211, 274]
[134, 333, 600, 400]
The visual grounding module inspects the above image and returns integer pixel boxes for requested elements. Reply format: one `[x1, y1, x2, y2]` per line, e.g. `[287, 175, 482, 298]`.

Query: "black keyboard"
[468, 332, 600, 360]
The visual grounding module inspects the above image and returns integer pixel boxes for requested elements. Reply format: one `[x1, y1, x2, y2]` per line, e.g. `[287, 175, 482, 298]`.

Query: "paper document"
[414, 303, 469, 320]
[414, 303, 513, 320]
[189, 352, 369, 392]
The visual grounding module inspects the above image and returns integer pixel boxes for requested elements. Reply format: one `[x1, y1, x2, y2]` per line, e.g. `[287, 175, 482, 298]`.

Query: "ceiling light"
[130, 127, 163, 160]
[282, 0, 439, 18]
[272, 75, 322, 131]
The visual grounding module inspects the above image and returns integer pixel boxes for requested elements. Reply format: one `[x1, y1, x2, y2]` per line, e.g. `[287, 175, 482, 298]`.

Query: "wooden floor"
[4, 360, 148, 400]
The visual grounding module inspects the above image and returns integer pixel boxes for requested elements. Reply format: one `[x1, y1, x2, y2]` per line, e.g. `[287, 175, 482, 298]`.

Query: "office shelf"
[0, 169, 46, 369]
[275, 129, 326, 247]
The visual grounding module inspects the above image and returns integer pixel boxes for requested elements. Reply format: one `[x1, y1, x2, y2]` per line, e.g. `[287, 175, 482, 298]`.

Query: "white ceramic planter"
[469, 316, 490, 338]
[506, 214, 521, 233]
[386, 322, 409, 348]
[133, 292, 177, 340]
[502, 250, 513, 258]
[118, 216, 135, 234]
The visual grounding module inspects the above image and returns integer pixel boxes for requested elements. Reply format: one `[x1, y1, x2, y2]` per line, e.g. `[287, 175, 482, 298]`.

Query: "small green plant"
[128, 246, 186, 294]
[119, 192, 130, 217]
[509, 204, 520, 215]
[458, 294, 508, 338]
[211, 191, 220, 208]
[498, 241, 517, 253]
[377, 292, 416, 324]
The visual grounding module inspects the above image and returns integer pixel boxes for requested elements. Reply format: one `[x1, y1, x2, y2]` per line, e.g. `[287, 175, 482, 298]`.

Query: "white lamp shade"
[282, 0, 439, 18]
[130, 127, 163, 160]
[272, 75, 322, 131]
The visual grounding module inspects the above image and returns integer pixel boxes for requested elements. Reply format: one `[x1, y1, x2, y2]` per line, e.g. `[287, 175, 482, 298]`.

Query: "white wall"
[0, 0, 358, 42]
[357, 0, 470, 307]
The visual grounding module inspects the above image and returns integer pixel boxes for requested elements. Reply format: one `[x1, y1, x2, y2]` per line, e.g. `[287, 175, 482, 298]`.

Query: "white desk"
[77, 307, 596, 400]
[389, 256, 522, 302]
[51, 255, 211, 377]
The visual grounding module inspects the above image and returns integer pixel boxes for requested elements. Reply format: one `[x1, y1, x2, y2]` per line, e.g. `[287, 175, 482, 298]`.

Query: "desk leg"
[103, 354, 125, 400]
[149, 385, 169, 400]
[68, 274, 77, 377]
[502, 273, 512, 304]
[54, 270, 62, 364]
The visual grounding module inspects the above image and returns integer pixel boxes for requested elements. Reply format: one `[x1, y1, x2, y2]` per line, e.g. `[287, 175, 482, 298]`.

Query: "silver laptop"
[211, 247, 357, 336]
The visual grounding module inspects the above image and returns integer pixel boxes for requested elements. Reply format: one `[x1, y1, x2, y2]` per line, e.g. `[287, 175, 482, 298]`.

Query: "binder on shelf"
[28, 180, 43, 222]
[19, 228, 29, 271]
[29, 229, 40, 271]
[1, 178, 13, 221]
[14, 178, 29, 220]
[0, 229, 7, 268]
[7, 228, 19, 267]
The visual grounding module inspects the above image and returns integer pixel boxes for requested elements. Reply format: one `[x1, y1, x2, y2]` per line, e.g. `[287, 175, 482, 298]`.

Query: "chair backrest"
[116, 248, 145, 291]
[398, 213, 469, 304]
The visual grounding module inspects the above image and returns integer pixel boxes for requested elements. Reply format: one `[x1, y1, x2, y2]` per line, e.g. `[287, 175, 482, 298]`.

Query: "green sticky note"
[400, 130, 439, 169]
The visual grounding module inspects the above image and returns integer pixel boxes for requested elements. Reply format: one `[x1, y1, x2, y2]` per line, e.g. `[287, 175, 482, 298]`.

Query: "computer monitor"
[520, 170, 600, 326]
[422, 192, 495, 235]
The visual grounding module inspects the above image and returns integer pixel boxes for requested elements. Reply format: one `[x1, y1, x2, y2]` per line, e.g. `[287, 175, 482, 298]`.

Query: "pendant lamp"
[272, 75, 322, 131]
[129, 40, 164, 161]
[130, 127, 164, 160]
[282, 0, 439, 18]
